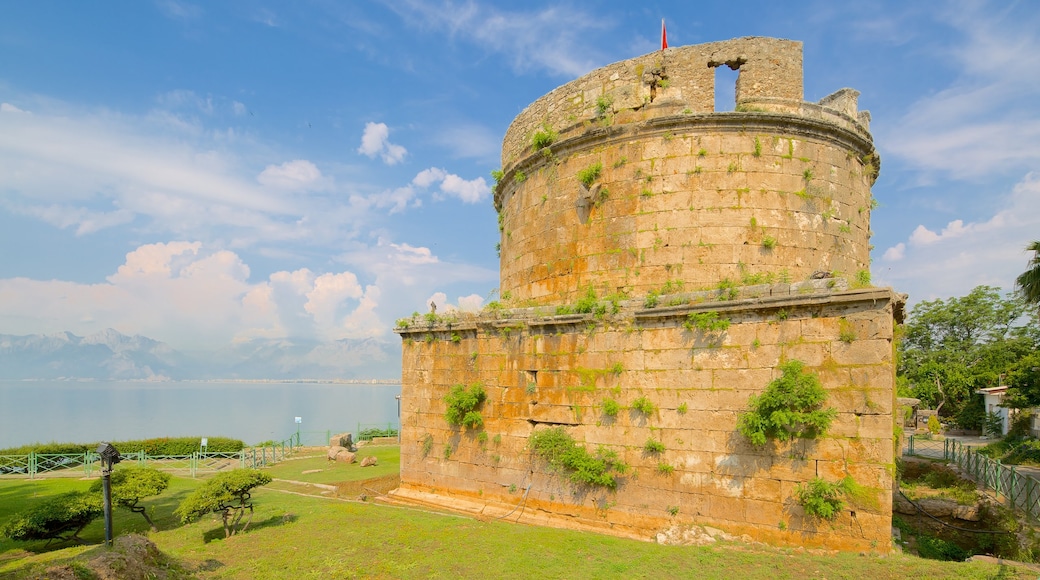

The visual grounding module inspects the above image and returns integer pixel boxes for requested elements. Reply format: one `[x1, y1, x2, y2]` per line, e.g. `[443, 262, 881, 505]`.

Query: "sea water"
[0, 380, 401, 449]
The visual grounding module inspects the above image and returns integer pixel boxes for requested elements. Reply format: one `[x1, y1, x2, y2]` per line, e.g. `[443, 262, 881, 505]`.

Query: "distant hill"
[0, 329, 400, 381]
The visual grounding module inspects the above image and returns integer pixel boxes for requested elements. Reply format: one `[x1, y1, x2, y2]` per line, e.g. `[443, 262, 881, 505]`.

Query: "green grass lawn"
[0, 447, 1035, 579]
[262, 445, 400, 485]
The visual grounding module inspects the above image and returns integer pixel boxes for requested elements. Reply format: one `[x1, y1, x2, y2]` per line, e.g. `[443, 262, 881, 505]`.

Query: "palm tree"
[1016, 241, 1040, 305]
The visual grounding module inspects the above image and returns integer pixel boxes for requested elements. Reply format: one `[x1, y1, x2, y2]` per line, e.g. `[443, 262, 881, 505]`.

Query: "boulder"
[327, 445, 346, 461]
[336, 451, 357, 464]
[360, 456, 378, 467]
[329, 433, 356, 451]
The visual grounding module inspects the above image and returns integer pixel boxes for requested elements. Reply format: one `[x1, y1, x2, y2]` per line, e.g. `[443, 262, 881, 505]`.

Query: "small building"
[977, 386, 1010, 435]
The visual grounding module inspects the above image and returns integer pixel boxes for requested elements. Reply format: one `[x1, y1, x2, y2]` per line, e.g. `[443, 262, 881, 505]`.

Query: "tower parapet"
[495, 37, 878, 306]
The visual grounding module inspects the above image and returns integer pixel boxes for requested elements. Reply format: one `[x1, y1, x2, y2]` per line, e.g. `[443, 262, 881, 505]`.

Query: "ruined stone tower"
[393, 37, 902, 552]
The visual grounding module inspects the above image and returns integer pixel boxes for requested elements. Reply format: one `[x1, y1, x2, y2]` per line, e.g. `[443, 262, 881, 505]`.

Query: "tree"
[899, 286, 1038, 428]
[1, 492, 103, 546]
[175, 469, 271, 538]
[88, 467, 171, 531]
[1017, 241, 1040, 306]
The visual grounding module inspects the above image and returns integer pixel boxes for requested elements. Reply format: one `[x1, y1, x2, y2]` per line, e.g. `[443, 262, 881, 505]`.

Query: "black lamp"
[96, 442, 121, 545]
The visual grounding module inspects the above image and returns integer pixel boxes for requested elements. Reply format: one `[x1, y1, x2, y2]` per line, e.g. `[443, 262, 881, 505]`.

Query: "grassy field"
[0, 446, 1034, 579]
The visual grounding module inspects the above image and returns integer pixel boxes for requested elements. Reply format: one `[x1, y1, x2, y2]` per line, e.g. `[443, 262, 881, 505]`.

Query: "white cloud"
[0, 241, 384, 348]
[410, 166, 490, 204]
[16, 204, 135, 235]
[387, 1, 610, 77]
[885, 3, 1040, 179]
[1, 103, 27, 114]
[412, 167, 447, 188]
[876, 172, 1040, 302]
[457, 294, 484, 312]
[257, 159, 323, 190]
[388, 242, 439, 265]
[440, 174, 489, 203]
[232, 101, 247, 116]
[357, 122, 407, 165]
[882, 243, 905, 262]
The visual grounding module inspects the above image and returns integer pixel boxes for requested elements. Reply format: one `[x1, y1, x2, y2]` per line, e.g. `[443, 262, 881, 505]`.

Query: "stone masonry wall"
[395, 284, 899, 551]
[494, 37, 878, 307]
[394, 37, 898, 552]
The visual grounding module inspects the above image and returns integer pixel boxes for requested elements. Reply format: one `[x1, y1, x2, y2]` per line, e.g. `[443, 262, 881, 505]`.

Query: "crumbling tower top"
[494, 37, 878, 306]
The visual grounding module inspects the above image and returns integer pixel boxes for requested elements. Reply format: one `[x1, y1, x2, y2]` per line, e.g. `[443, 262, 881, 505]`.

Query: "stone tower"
[393, 37, 901, 552]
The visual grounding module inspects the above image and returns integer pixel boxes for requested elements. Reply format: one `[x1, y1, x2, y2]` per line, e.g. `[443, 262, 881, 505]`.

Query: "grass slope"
[0, 447, 1033, 579]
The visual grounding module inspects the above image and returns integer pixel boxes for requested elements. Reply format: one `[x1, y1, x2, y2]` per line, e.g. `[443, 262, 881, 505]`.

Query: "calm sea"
[0, 380, 402, 449]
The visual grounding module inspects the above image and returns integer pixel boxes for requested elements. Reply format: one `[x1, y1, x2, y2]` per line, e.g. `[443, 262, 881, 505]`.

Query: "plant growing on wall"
[577, 162, 603, 188]
[531, 124, 557, 151]
[737, 360, 836, 446]
[444, 382, 487, 430]
[631, 396, 657, 415]
[796, 477, 853, 520]
[529, 427, 629, 489]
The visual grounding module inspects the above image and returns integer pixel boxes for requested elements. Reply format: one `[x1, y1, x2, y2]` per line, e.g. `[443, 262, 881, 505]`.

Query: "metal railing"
[0, 435, 302, 479]
[903, 435, 1040, 522]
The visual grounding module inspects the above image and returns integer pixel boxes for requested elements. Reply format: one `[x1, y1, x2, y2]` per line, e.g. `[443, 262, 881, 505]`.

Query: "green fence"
[0, 434, 301, 479]
[356, 423, 399, 441]
[903, 435, 1040, 523]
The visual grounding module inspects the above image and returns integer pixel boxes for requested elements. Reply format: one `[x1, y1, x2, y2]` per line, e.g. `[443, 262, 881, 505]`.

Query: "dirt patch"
[32, 535, 194, 580]
[335, 474, 400, 500]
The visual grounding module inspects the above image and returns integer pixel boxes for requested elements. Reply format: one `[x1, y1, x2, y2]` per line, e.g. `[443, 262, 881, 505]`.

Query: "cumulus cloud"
[877, 172, 1040, 301]
[357, 122, 407, 165]
[0, 241, 384, 348]
[257, 159, 323, 190]
[411, 166, 490, 203]
[882, 243, 905, 262]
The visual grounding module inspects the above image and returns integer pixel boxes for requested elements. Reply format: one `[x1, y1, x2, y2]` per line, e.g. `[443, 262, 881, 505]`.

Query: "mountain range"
[0, 329, 399, 381]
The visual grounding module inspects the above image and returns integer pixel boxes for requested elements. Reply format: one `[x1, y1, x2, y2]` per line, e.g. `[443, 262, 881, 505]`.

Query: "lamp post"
[295, 416, 302, 447]
[96, 442, 122, 546]
[395, 395, 402, 443]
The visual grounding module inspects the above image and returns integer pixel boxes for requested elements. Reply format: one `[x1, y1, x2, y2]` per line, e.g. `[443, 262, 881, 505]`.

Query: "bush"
[0, 436, 246, 457]
[1, 491, 103, 544]
[176, 469, 272, 538]
[916, 536, 969, 562]
[529, 427, 628, 489]
[927, 414, 941, 435]
[444, 382, 487, 429]
[88, 467, 170, 531]
[602, 398, 620, 417]
[738, 360, 836, 446]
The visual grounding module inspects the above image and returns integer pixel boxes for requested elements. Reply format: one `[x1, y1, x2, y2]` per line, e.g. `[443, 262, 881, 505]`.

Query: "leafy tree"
[1016, 241, 1040, 306]
[88, 467, 170, 531]
[899, 286, 1038, 428]
[738, 360, 836, 446]
[176, 468, 271, 538]
[1, 492, 102, 546]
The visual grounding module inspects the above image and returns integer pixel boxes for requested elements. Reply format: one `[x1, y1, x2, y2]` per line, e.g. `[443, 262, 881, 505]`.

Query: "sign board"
[295, 417, 302, 424]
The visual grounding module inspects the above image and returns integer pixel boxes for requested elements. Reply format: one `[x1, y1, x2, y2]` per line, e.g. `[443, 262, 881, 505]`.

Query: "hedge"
[0, 436, 245, 456]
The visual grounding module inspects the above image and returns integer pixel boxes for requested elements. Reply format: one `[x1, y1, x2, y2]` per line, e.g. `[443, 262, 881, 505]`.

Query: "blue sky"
[1, 1, 1038, 360]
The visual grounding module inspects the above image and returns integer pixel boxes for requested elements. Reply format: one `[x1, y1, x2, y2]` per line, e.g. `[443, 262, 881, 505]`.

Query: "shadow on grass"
[200, 512, 298, 544]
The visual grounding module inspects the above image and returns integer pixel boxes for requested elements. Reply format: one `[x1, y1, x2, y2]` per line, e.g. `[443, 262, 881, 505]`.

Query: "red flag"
[661, 19, 668, 50]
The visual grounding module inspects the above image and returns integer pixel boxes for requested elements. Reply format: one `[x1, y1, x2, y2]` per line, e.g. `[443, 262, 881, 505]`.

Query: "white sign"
[295, 417, 302, 424]
[200, 438, 208, 447]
